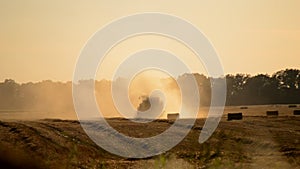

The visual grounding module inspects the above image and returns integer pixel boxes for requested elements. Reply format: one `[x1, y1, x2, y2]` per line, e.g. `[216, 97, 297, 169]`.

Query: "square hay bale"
[266, 111, 279, 116]
[227, 113, 243, 121]
[294, 110, 300, 115]
[167, 113, 179, 120]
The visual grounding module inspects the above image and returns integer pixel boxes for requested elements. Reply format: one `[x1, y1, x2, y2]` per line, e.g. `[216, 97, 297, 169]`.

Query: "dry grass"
[0, 105, 300, 168]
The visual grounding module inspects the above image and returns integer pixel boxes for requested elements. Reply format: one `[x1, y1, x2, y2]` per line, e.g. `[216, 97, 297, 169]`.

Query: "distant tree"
[273, 69, 300, 103]
[0, 79, 20, 109]
[194, 73, 211, 106]
[243, 74, 275, 104]
[225, 74, 250, 105]
[273, 69, 300, 90]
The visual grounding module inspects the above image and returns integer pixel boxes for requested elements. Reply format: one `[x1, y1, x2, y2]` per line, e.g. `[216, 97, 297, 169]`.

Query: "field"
[0, 105, 300, 169]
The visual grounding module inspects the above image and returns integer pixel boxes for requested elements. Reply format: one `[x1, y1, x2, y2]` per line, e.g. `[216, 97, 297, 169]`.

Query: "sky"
[0, 0, 300, 83]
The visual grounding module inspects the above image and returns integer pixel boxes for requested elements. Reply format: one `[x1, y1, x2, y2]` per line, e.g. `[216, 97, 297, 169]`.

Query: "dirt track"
[0, 117, 299, 169]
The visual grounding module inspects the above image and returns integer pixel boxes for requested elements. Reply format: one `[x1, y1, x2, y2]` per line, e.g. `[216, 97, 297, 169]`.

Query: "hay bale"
[294, 110, 300, 115]
[227, 113, 243, 121]
[167, 113, 179, 120]
[288, 105, 297, 108]
[266, 111, 279, 116]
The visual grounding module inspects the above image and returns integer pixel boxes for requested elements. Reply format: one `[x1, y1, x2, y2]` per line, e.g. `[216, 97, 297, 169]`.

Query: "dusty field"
[0, 115, 299, 169]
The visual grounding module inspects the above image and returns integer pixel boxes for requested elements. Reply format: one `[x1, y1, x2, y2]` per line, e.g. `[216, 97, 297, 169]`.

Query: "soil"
[0, 116, 299, 169]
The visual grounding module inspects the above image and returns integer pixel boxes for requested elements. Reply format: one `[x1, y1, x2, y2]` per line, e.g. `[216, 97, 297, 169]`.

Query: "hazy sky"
[1, 0, 300, 82]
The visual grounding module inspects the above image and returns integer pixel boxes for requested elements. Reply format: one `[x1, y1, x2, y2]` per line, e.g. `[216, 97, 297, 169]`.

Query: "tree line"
[0, 69, 299, 112]
[225, 68, 300, 105]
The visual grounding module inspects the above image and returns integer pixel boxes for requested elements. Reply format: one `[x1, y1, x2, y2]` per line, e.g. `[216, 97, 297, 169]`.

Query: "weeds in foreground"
[154, 154, 167, 169]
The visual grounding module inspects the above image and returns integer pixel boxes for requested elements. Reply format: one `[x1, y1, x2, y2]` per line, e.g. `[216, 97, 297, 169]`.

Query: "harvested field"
[0, 116, 299, 169]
